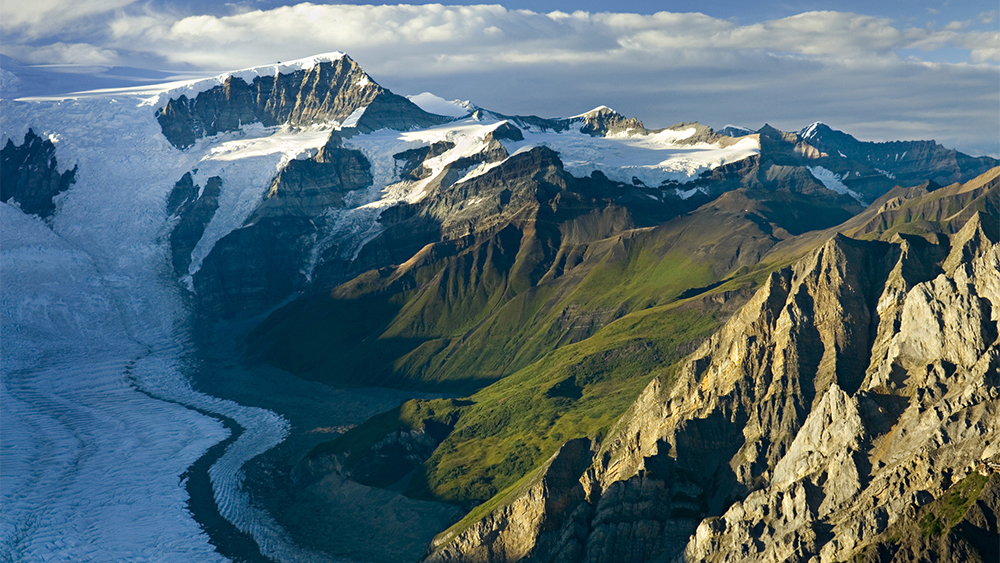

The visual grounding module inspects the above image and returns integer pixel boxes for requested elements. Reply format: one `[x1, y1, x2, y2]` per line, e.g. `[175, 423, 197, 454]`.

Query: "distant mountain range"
[3, 52, 998, 563]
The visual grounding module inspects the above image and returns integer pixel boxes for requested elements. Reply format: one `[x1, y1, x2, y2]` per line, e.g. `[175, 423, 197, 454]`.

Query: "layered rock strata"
[156, 55, 449, 149]
[189, 131, 372, 317]
[422, 208, 1000, 563]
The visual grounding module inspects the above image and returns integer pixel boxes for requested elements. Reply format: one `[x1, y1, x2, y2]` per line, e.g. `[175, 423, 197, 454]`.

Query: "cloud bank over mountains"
[2, 2, 998, 157]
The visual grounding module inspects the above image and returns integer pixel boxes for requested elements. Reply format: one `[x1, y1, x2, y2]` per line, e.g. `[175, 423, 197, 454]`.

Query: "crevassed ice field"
[0, 73, 343, 562]
[0, 55, 764, 562]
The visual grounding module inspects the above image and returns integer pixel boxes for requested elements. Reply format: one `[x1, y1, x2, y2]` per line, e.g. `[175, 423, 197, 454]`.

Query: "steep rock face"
[167, 173, 222, 277]
[1, 129, 76, 217]
[350, 90, 453, 134]
[671, 216, 997, 563]
[311, 145, 604, 289]
[847, 473, 1000, 563]
[758, 124, 999, 204]
[576, 107, 644, 137]
[425, 439, 592, 563]
[194, 215, 316, 317]
[396, 141, 457, 181]
[191, 131, 373, 318]
[801, 122, 998, 187]
[156, 55, 449, 149]
[422, 207, 1000, 563]
[251, 131, 372, 220]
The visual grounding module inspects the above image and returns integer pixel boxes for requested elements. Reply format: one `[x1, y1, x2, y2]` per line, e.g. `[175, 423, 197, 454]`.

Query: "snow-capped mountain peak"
[799, 121, 829, 140]
[571, 105, 616, 118]
[406, 92, 474, 118]
[144, 52, 351, 109]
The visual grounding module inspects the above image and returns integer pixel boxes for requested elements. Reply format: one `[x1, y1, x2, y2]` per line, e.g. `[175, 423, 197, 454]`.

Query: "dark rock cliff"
[420, 171, 1000, 563]
[167, 173, 222, 277]
[1, 129, 76, 218]
[801, 122, 998, 187]
[309, 144, 679, 294]
[155, 55, 449, 149]
[756, 123, 999, 204]
[189, 131, 373, 318]
[577, 107, 644, 137]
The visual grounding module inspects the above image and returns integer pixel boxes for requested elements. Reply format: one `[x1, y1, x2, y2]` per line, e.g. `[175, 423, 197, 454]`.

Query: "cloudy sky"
[2, 1, 998, 156]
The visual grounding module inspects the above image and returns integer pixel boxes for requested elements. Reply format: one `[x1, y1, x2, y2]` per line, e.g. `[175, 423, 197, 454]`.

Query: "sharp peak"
[571, 105, 619, 118]
[800, 121, 836, 138]
[156, 52, 372, 108]
[222, 52, 351, 78]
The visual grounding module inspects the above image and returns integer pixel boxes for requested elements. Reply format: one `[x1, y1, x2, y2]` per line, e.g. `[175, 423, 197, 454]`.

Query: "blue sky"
[2, 1, 998, 156]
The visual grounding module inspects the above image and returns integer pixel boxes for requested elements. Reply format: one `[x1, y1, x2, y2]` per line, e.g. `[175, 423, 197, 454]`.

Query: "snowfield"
[1, 53, 759, 562]
[807, 165, 866, 203]
[0, 73, 342, 562]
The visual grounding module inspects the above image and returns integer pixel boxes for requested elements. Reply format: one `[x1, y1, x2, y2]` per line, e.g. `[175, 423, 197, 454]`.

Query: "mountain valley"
[2, 52, 998, 563]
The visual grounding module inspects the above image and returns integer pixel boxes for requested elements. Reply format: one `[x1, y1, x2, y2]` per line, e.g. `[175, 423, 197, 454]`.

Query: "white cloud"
[95, 6, 997, 72]
[2, 3, 997, 157]
[1, 42, 122, 65]
[0, 0, 138, 40]
[954, 31, 1000, 63]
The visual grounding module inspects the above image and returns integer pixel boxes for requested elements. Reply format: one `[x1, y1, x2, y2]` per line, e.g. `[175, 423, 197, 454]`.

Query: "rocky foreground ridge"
[422, 170, 1000, 563]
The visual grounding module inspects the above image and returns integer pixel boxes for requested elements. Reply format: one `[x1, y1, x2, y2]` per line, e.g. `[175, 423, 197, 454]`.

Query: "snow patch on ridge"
[340, 106, 367, 129]
[571, 105, 613, 118]
[406, 92, 471, 118]
[800, 121, 825, 139]
[14, 52, 350, 112]
[186, 125, 335, 277]
[808, 165, 865, 203]
[675, 186, 707, 200]
[501, 122, 759, 186]
[146, 52, 348, 110]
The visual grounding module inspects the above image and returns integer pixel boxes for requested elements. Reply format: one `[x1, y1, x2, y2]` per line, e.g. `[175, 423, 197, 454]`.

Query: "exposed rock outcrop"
[1, 129, 76, 217]
[421, 201, 1000, 563]
[757, 123, 999, 203]
[425, 439, 592, 563]
[801, 122, 998, 187]
[251, 131, 372, 220]
[191, 131, 373, 318]
[156, 55, 449, 149]
[167, 173, 222, 277]
[396, 141, 457, 181]
[576, 107, 644, 137]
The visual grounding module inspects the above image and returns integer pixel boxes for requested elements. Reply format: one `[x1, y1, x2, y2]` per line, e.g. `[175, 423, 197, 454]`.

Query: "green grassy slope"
[259, 161, 1000, 530]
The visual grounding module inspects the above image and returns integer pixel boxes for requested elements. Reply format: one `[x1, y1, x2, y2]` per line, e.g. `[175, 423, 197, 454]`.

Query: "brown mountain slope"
[422, 171, 1000, 563]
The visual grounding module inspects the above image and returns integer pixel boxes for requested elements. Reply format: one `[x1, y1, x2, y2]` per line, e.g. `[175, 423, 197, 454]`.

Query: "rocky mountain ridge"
[5, 50, 1000, 563]
[419, 170, 1000, 563]
[1, 129, 76, 218]
[155, 54, 449, 149]
[723, 123, 998, 204]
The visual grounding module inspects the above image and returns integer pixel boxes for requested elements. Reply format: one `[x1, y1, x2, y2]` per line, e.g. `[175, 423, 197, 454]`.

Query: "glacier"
[0, 53, 762, 562]
[0, 79, 342, 562]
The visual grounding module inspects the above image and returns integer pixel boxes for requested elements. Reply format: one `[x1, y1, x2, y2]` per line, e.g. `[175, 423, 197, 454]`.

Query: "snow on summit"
[0, 51, 764, 562]
[407, 92, 472, 118]
[144, 51, 349, 109]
